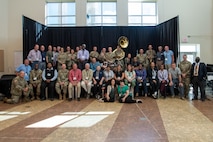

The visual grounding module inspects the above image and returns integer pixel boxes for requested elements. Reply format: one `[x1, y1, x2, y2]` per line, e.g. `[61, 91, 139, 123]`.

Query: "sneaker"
[152, 94, 157, 99]
[144, 93, 147, 97]
[136, 99, 142, 103]
[98, 98, 104, 103]
[68, 98, 72, 101]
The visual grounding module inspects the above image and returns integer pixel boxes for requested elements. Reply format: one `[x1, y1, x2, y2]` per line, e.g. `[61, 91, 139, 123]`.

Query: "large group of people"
[3, 43, 207, 104]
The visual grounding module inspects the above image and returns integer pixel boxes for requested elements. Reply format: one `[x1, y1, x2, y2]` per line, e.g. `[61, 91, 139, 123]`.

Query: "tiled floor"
[0, 95, 212, 142]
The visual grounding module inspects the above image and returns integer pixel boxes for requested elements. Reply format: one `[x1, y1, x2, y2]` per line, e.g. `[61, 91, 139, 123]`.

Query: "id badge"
[47, 73, 51, 76]
[25, 73, 28, 76]
[117, 77, 121, 80]
[128, 77, 131, 80]
[33, 77, 37, 80]
[51, 57, 54, 60]
[152, 76, 156, 79]
[86, 77, 89, 80]
[73, 77, 77, 80]
[95, 76, 99, 79]
[165, 58, 168, 61]
[36, 58, 39, 61]
[43, 58, 45, 61]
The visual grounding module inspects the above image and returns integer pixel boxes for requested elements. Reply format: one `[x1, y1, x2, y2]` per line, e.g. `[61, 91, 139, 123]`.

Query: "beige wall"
[0, 0, 212, 75]
[0, 0, 45, 75]
[158, 0, 213, 64]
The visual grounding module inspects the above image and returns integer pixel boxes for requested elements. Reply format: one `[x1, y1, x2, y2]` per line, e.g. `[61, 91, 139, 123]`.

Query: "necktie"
[194, 64, 198, 76]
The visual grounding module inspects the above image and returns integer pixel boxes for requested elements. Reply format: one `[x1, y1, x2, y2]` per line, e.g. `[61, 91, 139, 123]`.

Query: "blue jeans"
[169, 78, 184, 97]
[135, 79, 147, 94]
[39, 62, 46, 70]
[31, 61, 40, 69]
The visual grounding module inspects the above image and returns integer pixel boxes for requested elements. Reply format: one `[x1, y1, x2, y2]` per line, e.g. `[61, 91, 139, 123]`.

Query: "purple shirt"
[27, 49, 42, 62]
[157, 69, 168, 82]
[77, 49, 89, 61]
[136, 69, 147, 80]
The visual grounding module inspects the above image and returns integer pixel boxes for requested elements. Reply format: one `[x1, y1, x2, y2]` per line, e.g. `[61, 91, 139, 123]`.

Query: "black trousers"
[192, 77, 206, 100]
[93, 80, 102, 96]
[150, 79, 159, 94]
[40, 81, 55, 99]
[119, 95, 136, 103]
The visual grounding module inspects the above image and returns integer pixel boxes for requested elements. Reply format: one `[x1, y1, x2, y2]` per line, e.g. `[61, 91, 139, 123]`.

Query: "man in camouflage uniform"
[67, 48, 77, 70]
[146, 44, 156, 64]
[4, 71, 30, 104]
[98, 48, 107, 63]
[89, 46, 99, 62]
[46, 45, 53, 64]
[55, 64, 69, 100]
[136, 48, 148, 68]
[29, 63, 42, 100]
[105, 47, 115, 64]
[57, 47, 67, 70]
[179, 54, 192, 98]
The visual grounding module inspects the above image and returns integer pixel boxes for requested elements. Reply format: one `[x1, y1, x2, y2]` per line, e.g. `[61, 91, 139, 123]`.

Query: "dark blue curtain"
[23, 16, 179, 60]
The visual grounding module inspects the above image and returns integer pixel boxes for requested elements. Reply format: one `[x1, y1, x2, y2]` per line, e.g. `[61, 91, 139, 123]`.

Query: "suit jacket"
[191, 62, 207, 81]
[147, 67, 159, 82]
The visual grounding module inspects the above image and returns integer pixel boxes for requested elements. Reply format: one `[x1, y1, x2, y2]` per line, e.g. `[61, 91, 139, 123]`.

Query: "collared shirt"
[163, 50, 173, 65]
[77, 49, 89, 61]
[157, 69, 168, 82]
[53, 51, 59, 63]
[90, 61, 101, 72]
[135, 69, 146, 80]
[69, 69, 82, 83]
[42, 68, 58, 81]
[82, 69, 93, 81]
[93, 70, 104, 80]
[104, 70, 114, 80]
[169, 67, 181, 79]
[41, 51, 46, 62]
[27, 49, 42, 62]
[156, 51, 164, 61]
[16, 64, 32, 81]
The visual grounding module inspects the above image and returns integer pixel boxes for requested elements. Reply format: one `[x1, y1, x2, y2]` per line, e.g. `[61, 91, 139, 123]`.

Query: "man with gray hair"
[81, 63, 93, 99]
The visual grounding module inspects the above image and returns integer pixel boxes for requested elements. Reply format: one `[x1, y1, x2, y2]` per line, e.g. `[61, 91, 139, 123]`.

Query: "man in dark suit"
[191, 57, 207, 101]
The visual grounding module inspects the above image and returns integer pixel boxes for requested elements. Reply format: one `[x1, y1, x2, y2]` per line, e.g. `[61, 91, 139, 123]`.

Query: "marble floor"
[0, 94, 212, 142]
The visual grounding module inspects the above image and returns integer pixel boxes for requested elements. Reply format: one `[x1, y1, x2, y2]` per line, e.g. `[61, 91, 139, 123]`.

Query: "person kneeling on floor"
[4, 71, 30, 104]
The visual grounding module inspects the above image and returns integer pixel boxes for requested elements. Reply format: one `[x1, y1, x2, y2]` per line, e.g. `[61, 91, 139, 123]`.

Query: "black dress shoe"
[68, 98, 72, 101]
[192, 97, 198, 100]
[40, 98, 46, 101]
[77, 98, 80, 101]
[50, 98, 54, 101]
[201, 98, 205, 102]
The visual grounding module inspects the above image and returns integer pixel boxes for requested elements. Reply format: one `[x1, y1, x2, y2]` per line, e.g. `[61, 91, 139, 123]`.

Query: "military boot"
[63, 94, 66, 100]
[59, 94, 62, 100]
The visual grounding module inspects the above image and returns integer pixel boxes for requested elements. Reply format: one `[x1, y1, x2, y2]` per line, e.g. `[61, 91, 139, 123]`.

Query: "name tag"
[138, 77, 142, 80]
[25, 73, 28, 76]
[36, 58, 39, 61]
[95, 76, 99, 79]
[33, 77, 37, 80]
[47, 73, 51, 76]
[165, 58, 168, 61]
[157, 58, 161, 60]
[81, 56, 85, 59]
[43, 58, 45, 61]
[51, 57, 54, 60]
[139, 83, 142, 86]
[117, 77, 121, 80]
[128, 77, 131, 80]
[152, 76, 156, 79]
[85, 77, 89, 80]
[128, 83, 131, 86]
[73, 77, 77, 80]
